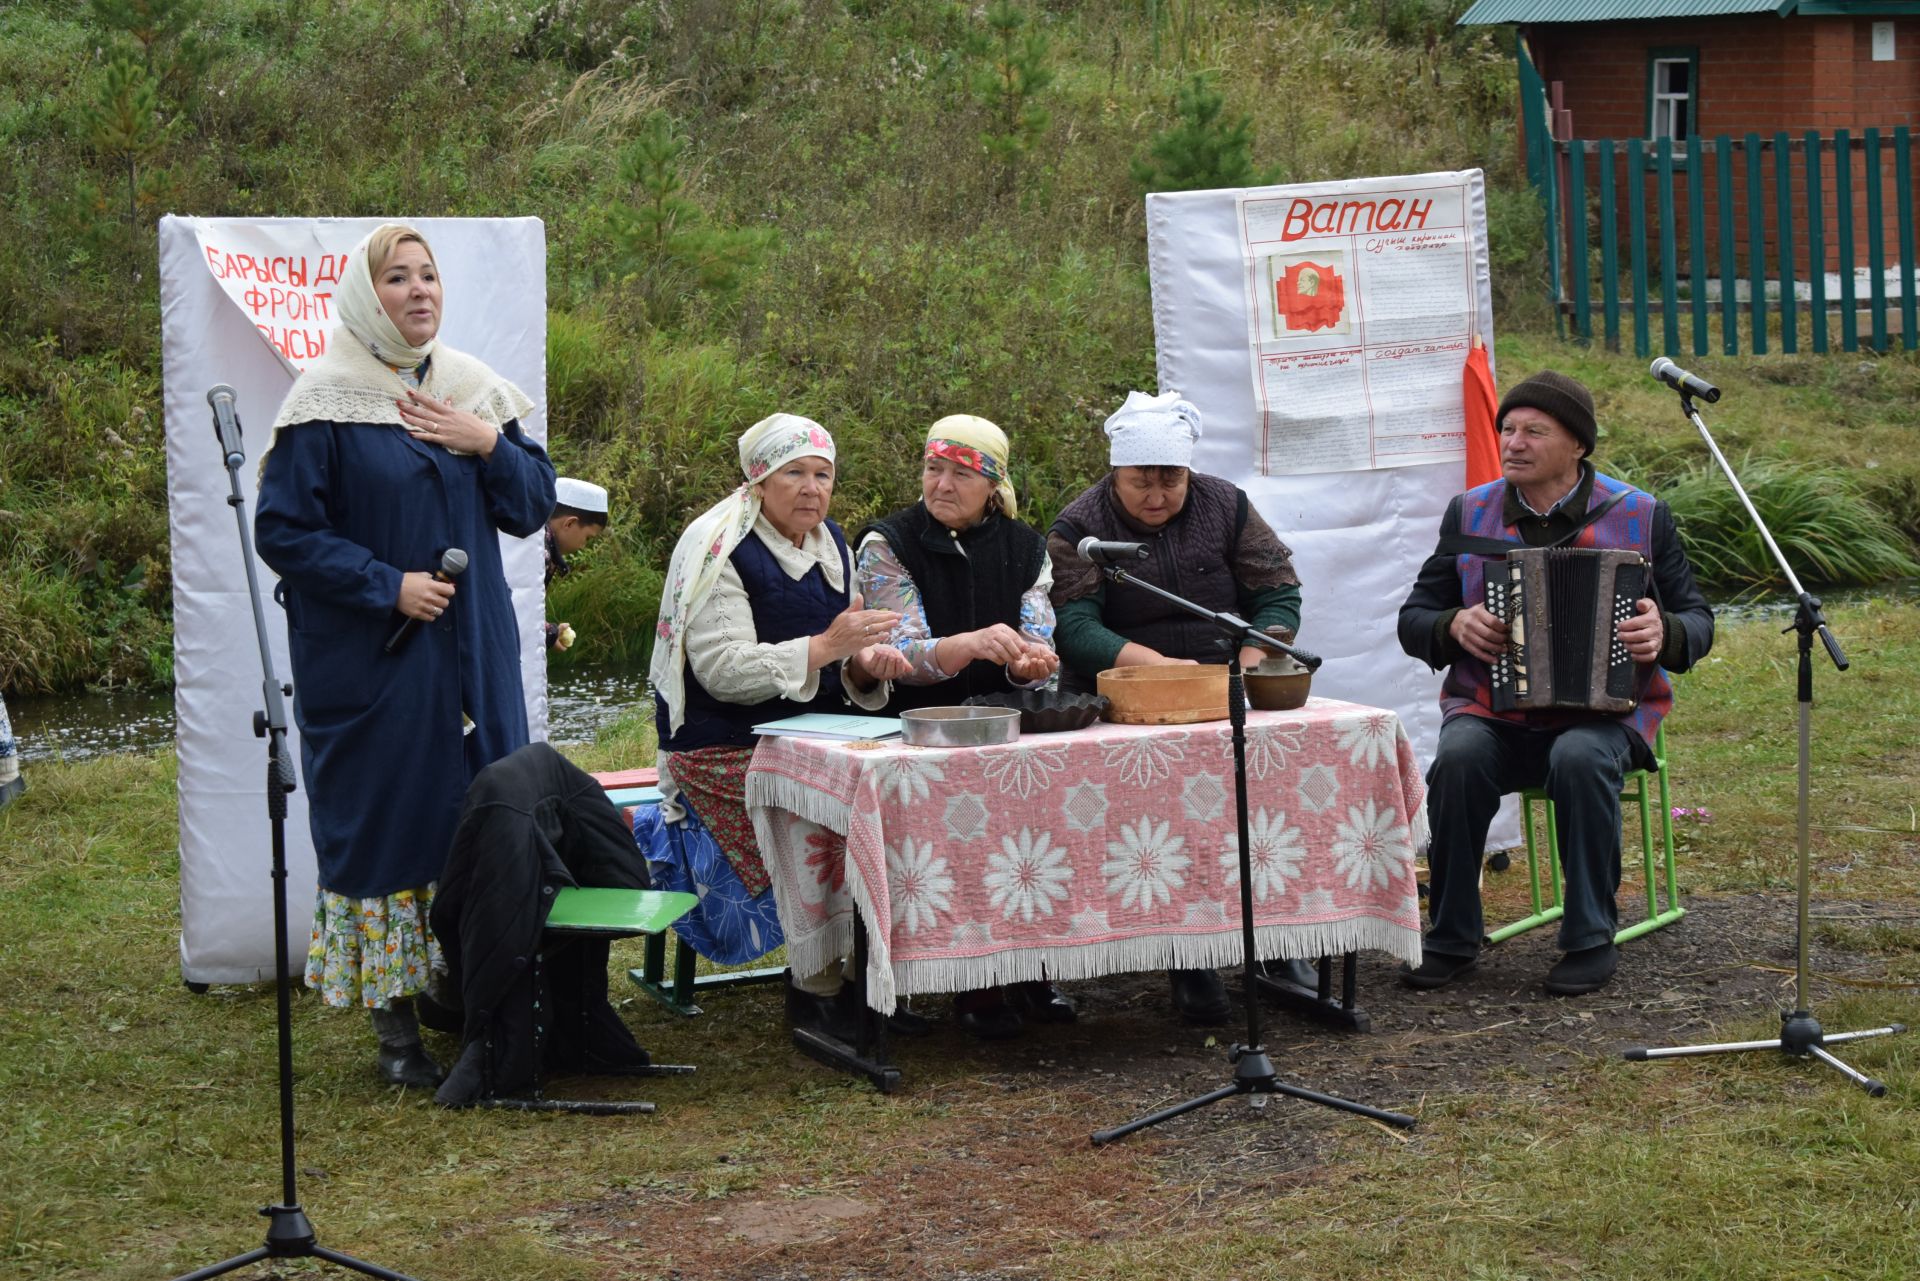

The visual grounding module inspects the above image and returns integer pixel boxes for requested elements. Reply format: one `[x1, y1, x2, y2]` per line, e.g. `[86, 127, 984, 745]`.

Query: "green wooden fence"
[1538, 130, 1918, 358]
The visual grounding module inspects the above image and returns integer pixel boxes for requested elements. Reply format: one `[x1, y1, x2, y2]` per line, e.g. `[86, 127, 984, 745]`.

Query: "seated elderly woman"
[1046, 390, 1311, 1025]
[647, 413, 912, 1039]
[856, 414, 1069, 1039]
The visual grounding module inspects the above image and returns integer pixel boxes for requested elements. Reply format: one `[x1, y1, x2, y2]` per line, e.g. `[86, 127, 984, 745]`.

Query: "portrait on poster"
[1263, 250, 1350, 340]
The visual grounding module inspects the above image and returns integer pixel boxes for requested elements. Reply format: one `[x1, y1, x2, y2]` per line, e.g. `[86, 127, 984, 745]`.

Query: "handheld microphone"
[208, 384, 245, 466]
[1649, 358, 1721, 403]
[383, 548, 468, 654]
[1076, 536, 1150, 564]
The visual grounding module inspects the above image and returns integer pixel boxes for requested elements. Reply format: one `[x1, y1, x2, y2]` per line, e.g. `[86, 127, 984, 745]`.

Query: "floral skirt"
[304, 883, 442, 1010]
[666, 746, 770, 895]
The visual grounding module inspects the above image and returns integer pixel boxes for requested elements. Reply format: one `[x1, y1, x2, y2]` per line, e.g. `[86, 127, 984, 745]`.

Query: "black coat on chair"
[430, 742, 652, 1106]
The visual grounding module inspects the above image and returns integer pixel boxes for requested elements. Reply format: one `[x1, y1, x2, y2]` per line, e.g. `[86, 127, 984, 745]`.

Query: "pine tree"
[609, 112, 774, 329]
[967, 2, 1053, 202]
[1131, 73, 1274, 194]
[85, 55, 168, 283]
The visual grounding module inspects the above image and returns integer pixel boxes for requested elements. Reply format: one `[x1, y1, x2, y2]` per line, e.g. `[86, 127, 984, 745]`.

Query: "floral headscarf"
[924, 413, 1017, 520]
[649, 413, 838, 733]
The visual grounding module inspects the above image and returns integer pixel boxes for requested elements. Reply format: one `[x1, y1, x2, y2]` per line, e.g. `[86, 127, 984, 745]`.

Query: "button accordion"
[1483, 547, 1649, 714]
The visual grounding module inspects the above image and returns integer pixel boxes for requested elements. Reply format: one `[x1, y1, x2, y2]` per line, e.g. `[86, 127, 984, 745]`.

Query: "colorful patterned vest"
[1439, 473, 1671, 749]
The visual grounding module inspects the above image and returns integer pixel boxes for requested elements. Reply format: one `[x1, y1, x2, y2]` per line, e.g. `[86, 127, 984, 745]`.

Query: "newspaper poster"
[1238, 176, 1483, 476]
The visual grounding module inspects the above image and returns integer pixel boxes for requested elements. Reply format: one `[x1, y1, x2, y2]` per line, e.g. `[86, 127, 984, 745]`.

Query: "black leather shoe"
[1168, 968, 1233, 1025]
[836, 980, 935, 1037]
[954, 988, 1024, 1041]
[1544, 943, 1618, 995]
[882, 1001, 936, 1037]
[786, 978, 863, 1042]
[1401, 951, 1479, 989]
[1006, 980, 1077, 1024]
[377, 1044, 446, 1089]
[1261, 957, 1323, 990]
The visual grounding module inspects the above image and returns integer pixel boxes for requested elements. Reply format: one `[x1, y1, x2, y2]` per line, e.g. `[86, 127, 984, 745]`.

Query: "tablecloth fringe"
[744, 769, 873, 1002]
[882, 916, 1422, 1004]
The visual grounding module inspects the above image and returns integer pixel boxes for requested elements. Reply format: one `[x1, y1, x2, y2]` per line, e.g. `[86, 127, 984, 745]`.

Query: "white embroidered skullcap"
[1103, 390, 1202, 468]
[554, 477, 609, 515]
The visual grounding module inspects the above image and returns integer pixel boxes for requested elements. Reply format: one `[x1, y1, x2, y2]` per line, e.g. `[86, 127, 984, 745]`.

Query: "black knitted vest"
[1051, 473, 1249, 663]
[862, 502, 1047, 711]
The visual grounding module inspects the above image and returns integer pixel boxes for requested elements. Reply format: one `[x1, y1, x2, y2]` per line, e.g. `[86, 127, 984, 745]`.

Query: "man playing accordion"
[1398, 370, 1715, 995]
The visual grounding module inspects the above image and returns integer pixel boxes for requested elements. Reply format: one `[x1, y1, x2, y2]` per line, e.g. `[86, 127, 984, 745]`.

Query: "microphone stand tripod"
[1089, 563, 1416, 1144]
[1623, 391, 1905, 1094]
[174, 393, 421, 1281]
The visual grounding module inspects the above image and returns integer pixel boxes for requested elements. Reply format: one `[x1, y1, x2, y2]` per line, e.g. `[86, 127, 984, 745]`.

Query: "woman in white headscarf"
[645, 413, 911, 1037]
[255, 223, 555, 1089]
[1046, 390, 1308, 1025]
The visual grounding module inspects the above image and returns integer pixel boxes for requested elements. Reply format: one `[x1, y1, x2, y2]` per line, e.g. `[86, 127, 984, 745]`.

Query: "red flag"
[1463, 339, 1502, 490]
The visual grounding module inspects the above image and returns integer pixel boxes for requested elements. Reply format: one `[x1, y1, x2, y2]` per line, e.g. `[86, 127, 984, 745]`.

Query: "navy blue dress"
[255, 417, 556, 898]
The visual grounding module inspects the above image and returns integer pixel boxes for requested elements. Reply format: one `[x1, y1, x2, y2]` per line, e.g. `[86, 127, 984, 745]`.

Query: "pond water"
[9, 580, 1915, 763]
[7, 664, 653, 765]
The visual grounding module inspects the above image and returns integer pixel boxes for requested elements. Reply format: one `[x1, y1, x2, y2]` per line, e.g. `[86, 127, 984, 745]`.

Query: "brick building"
[1461, 1, 1918, 284]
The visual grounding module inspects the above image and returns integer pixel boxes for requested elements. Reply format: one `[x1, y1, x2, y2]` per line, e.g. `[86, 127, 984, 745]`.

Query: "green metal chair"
[484, 886, 700, 1115]
[1486, 724, 1685, 946]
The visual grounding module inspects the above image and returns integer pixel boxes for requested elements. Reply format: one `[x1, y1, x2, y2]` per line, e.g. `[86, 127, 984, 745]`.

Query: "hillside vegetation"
[0, 0, 1528, 691]
[4, 0, 1915, 697]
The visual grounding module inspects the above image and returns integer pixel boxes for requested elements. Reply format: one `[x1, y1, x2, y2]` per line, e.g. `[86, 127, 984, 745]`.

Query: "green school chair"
[1487, 725, 1685, 946]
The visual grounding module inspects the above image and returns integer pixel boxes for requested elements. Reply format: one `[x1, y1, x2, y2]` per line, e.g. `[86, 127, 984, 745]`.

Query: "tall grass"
[1662, 457, 1920, 594]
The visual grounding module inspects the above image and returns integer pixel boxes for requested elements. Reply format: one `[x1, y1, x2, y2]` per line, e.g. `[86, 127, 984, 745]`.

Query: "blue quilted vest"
[1439, 473, 1671, 749]
[657, 520, 854, 752]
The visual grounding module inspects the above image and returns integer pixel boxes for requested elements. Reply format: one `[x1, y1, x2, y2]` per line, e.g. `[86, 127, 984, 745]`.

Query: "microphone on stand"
[1649, 357, 1722, 403]
[383, 548, 468, 654]
[207, 385, 245, 466]
[1076, 536, 1150, 564]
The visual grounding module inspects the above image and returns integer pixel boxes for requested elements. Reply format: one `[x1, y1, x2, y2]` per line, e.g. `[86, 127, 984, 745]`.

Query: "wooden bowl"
[1244, 661, 1312, 711]
[1098, 665, 1230, 725]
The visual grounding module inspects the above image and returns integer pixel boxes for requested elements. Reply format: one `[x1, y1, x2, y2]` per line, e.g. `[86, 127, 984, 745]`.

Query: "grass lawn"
[2, 602, 1917, 1280]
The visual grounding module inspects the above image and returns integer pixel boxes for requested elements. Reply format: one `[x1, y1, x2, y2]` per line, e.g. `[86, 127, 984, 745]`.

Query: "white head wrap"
[1103, 391, 1202, 469]
[648, 413, 838, 734]
[554, 477, 609, 515]
[335, 224, 438, 368]
[257, 224, 531, 476]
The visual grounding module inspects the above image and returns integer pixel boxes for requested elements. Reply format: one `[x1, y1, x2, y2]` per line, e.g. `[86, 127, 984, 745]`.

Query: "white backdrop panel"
[1146, 174, 1520, 847]
[160, 215, 549, 984]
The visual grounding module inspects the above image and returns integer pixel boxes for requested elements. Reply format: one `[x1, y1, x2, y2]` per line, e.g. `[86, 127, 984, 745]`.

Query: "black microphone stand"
[1623, 391, 1905, 1093]
[174, 396, 422, 1281]
[1089, 563, 1416, 1144]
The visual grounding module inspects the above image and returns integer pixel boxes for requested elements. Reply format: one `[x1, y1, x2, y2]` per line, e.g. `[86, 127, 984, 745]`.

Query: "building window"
[1646, 48, 1699, 146]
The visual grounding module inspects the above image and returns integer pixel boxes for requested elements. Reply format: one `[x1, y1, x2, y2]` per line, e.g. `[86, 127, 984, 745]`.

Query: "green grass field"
[3, 603, 1915, 1280]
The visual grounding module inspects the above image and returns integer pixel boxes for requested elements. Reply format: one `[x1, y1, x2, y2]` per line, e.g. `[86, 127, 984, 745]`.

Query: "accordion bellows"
[1485, 548, 1649, 714]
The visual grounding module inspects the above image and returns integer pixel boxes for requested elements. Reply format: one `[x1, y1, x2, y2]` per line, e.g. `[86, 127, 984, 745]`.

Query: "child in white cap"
[545, 477, 610, 650]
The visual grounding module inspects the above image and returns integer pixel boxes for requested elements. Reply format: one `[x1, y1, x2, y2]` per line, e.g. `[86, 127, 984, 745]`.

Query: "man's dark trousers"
[1422, 714, 1643, 958]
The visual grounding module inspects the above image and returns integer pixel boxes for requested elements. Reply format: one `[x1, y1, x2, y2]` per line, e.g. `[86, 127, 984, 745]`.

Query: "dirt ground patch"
[553, 892, 1915, 1280]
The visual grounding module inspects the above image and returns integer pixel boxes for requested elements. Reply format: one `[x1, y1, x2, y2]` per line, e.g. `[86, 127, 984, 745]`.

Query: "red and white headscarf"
[924, 413, 1017, 519]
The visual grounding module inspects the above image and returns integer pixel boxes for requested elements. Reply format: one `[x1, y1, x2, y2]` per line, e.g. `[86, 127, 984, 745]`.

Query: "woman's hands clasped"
[810, 594, 909, 690]
[397, 389, 497, 459]
[944, 623, 1059, 684]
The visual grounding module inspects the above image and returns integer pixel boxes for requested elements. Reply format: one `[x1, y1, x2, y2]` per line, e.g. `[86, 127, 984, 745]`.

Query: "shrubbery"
[0, 0, 1597, 691]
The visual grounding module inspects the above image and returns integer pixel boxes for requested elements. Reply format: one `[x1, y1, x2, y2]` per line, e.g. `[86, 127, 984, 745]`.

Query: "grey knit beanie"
[1497, 370, 1597, 456]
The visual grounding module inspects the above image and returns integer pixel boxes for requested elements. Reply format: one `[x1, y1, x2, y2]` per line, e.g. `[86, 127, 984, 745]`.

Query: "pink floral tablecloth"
[745, 697, 1428, 1013]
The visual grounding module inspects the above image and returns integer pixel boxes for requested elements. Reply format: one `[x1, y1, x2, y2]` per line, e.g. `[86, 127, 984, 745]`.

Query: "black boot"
[370, 999, 445, 1088]
[1168, 968, 1232, 1025]
[953, 987, 1024, 1040]
[785, 973, 863, 1042]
